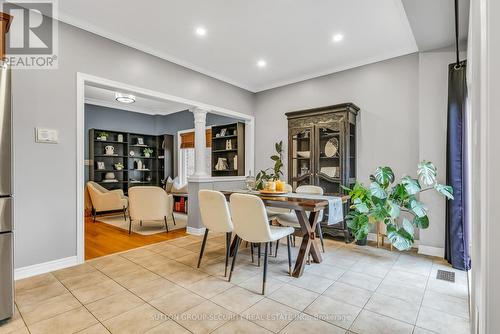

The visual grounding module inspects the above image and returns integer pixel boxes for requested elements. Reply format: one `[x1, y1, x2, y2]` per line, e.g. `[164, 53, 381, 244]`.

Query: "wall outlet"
[35, 128, 58, 144]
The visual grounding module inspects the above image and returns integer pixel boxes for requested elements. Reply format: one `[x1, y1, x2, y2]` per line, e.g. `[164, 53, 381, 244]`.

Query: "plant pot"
[355, 238, 367, 246]
[144, 153, 150, 158]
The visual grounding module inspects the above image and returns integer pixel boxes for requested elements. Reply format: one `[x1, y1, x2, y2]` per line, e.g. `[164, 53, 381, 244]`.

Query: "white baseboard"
[186, 226, 206, 236]
[418, 245, 444, 258]
[14, 256, 79, 280]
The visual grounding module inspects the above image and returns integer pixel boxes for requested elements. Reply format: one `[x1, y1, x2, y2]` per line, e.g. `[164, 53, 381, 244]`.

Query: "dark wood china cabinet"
[286, 103, 359, 241]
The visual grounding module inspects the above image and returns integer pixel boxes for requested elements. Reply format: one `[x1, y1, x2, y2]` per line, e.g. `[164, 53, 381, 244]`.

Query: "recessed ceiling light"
[115, 92, 136, 104]
[257, 59, 267, 68]
[332, 33, 344, 42]
[195, 26, 207, 36]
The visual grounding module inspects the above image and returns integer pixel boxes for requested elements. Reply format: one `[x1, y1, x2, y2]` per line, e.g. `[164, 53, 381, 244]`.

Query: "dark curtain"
[445, 60, 470, 271]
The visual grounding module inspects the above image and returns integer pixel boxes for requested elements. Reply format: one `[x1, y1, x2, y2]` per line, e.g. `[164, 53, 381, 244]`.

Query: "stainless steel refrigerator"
[0, 60, 13, 322]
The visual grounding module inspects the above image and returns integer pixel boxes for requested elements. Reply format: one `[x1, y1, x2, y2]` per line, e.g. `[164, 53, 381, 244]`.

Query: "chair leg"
[122, 206, 127, 221]
[258, 243, 261, 267]
[275, 240, 280, 257]
[228, 236, 241, 282]
[225, 232, 232, 277]
[293, 235, 296, 247]
[262, 242, 269, 295]
[269, 242, 273, 256]
[92, 208, 96, 223]
[250, 243, 254, 263]
[316, 222, 325, 253]
[197, 228, 209, 268]
[286, 235, 292, 276]
[164, 216, 169, 233]
[128, 217, 132, 235]
[171, 213, 176, 226]
[140, 220, 143, 227]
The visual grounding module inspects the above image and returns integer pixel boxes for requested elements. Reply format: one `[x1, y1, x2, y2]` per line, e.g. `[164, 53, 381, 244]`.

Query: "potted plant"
[256, 141, 284, 190]
[97, 131, 108, 141]
[343, 161, 454, 250]
[114, 162, 124, 171]
[143, 148, 153, 158]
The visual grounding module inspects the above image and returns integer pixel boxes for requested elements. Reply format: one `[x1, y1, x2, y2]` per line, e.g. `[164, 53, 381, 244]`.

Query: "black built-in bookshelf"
[89, 129, 173, 194]
[211, 122, 245, 177]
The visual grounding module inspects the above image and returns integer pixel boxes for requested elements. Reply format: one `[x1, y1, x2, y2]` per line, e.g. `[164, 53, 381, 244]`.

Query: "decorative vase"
[233, 155, 238, 170]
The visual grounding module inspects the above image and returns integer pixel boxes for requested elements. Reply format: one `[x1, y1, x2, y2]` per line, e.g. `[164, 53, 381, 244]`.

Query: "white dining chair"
[197, 190, 234, 276]
[128, 186, 174, 234]
[229, 193, 294, 295]
[277, 185, 326, 252]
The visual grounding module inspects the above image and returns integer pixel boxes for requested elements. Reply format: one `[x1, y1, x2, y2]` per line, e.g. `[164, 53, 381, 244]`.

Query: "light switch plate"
[35, 128, 58, 143]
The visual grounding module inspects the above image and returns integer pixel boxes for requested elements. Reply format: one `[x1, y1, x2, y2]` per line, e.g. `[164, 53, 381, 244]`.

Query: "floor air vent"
[436, 269, 455, 282]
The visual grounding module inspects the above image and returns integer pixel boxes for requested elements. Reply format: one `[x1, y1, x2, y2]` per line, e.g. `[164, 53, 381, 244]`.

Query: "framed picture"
[97, 161, 105, 170]
[137, 137, 144, 145]
[220, 128, 227, 137]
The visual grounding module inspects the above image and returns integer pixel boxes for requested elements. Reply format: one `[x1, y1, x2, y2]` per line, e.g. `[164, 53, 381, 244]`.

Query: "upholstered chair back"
[129, 186, 172, 221]
[198, 190, 233, 233]
[230, 193, 272, 243]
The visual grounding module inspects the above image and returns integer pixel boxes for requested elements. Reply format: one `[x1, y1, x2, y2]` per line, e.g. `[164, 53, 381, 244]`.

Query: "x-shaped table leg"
[292, 209, 322, 278]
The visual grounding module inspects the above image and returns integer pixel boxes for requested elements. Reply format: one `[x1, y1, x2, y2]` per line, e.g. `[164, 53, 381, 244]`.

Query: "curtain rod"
[454, 0, 460, 67]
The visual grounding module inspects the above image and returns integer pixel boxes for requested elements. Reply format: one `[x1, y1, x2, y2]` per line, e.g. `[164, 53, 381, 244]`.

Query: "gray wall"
[418, 49, 466, 251]
[84, 105, 240, 181]
[256, 53, 420, 185]
[255, 53, 452, 250]
[12, 20, 255, 269]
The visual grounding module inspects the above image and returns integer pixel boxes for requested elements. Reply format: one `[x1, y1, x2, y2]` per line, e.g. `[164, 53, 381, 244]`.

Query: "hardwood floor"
[84, 216, 187, 260]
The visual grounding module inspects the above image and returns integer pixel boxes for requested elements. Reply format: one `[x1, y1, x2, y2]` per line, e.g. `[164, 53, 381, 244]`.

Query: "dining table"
[220, 190, 339, 278]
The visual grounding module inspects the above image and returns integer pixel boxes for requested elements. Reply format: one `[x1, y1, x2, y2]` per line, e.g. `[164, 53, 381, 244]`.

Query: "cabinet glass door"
[316, 125, 342, 194]
[290, 128, 313, 190]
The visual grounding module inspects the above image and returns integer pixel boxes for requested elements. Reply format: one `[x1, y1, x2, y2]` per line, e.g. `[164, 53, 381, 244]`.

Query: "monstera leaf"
[387, 200, 401, 218]
[387, 221, 414, 251]
[417, 161, 437, 186]
[434, 184, 454, 200]
[410, 199, 427, 217]
[373, 167, 394, 187]
[346, 212, 370, 240]
[353, 198, 369, 213]
[402, 176, 421, 195]
[370, 182, 387, 199]
[413, 215, 429, 229]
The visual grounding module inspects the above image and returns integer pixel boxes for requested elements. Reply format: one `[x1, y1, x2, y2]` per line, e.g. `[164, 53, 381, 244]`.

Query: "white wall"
[12, 21, 255, 269]
[255, 52, 458, 252]
[468, 0, 500, 332]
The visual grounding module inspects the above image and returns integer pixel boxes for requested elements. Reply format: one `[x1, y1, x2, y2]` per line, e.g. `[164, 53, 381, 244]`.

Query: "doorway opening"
[76, 73, 254, 262]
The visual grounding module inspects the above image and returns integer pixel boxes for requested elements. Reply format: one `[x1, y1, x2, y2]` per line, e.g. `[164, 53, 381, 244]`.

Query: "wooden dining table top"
[220, 190, 348, 212]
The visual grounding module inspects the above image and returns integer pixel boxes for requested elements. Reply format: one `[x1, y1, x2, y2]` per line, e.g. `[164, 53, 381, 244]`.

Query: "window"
[178, 129, 212, 184]
[179, 147, 211, 184]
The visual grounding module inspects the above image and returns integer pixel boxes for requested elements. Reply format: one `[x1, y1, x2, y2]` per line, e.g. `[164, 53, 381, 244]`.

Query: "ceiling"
[59, 0, 468, 92]
[402, 0, 469, 51]
[85, 85, 192, 115]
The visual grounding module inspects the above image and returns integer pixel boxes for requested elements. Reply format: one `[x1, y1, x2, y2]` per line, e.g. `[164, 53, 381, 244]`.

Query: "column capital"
[191, 107, 208, 123]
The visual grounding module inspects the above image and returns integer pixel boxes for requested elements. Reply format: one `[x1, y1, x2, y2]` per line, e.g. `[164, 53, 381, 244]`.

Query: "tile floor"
[1, 234, 470, 334]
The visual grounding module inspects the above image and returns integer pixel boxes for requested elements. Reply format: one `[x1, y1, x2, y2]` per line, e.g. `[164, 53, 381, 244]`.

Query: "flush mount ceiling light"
[332, 33, 344, 43]
[257, 59, 267, 68]
[115, 92, 136, 104]
[195, 26, 207, 36]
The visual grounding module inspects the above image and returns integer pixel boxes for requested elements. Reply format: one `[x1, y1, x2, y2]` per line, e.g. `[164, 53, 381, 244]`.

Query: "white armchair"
[87, 181, 128, 222]
[128, 186, 175, 235]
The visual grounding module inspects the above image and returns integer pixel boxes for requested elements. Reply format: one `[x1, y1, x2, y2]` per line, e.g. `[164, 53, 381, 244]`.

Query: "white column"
[190, 107, 209, 179]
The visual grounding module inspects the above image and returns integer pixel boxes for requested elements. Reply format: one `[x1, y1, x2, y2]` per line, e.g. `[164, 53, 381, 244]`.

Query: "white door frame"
[76, 72, 255, 264]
